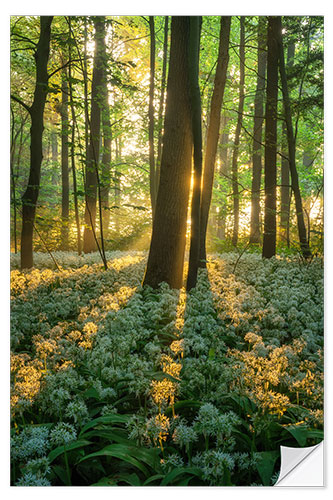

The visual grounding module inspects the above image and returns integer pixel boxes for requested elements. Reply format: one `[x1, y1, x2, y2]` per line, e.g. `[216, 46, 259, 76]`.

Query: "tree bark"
[60, 68, 70, 250]
[231, 16, 245, 247]
[100, 61, 112, 243]
[276, 18, 311, 259]
[148, 16, 156, 218]
[83, 17, 105, 254]
[280, 42, 294, 247]
[186, 16, 203, 291]
[155, 16, 169, 193]
[143, 17, 192, 289]
[20, 16, 53, 270]
[249, 17, 267, 244]
[217, 114, 230, 239]
[262, 17, 279, 259]
[199, 16, 231, 266]
[68, 16, 82, 255]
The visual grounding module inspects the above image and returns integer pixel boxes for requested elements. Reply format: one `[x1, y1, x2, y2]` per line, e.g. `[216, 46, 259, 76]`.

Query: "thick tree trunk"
[148, 16, 156, 218]
[276, 18, 311, 259]
[20, 16, 53, 270]
[186, 16, 203, 291]
[231, 17, 245, 247]
[199, 16, 231, 266]
[60, 69, 70, 250]
[83, 17, 105, 254]
[143, 17, 192, 289]
[262, 17, 279, 259]
[249, 17, 267, 244]
[280, 43, 294, 246]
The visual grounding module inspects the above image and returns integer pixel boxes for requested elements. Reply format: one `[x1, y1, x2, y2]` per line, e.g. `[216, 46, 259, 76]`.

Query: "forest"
[10, 15, 324, 487]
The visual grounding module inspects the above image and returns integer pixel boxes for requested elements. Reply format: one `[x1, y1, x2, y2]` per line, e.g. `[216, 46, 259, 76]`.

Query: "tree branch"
[10, 94, 31, 114]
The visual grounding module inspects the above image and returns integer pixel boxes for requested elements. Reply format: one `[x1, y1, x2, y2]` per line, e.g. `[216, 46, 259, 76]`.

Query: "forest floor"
[10, 251, 324, 486]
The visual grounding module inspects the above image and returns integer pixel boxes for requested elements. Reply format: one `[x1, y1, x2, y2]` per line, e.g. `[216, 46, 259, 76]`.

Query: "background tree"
[199, 16, 231, 266]
[60, 67, 69, 250]
[277, 16, 311, 259]
[186, 16, 203, 291]
[83, 17, 105, 254]
[231, 16, 245, 247]
[11, 16, 53, 269]
[262, 16, 279, 259]
[249, 17, 267, 244]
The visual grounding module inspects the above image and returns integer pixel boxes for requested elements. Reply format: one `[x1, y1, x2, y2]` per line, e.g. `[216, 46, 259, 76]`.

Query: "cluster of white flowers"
[11, 250, 323, 486]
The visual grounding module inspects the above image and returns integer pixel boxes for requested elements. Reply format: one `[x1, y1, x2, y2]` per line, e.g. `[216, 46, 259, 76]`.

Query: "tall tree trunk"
[100, 64, 112, 243]
[143, 17, 192, 289]
[51, 126, 58, 185]
[262, 17, 279, 259]
[276, 18, 311, 259]
[186, 16, 203, 291]
[155, 15, 169, 192]
[280, 42, 294, 246]
[231, 16, 245, 247]
[249, 17, 267, 244]
[60, 68, 70, 250]
[10, 108, 18, 254]
[68, 16, 82, 255]
[148, 16, 156, 218]
[83, 17, 105, 254]
[20, 16, 53, 269]
[199, 16, 231, 266]
[217, 114, 230, 239]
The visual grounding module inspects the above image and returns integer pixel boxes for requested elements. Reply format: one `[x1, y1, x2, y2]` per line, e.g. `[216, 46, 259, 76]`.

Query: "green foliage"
[10, 251, 323, 486]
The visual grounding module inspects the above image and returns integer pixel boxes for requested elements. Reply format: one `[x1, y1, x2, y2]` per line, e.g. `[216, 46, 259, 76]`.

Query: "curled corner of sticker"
[274, 441, 324, 487]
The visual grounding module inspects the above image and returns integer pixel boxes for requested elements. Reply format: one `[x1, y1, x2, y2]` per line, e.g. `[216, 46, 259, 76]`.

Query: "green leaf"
[81, 428, 134, 446]
[282, 424, 323, 447]
[143, 474, 165, 486]
[256, 450, 280, 486]
[208, 347, 215, 359]
[78, 443, 160, 476]
[79, 413, 131, 437]
[114, 472, 141, 486]
[91, 476, 117, 486]
[79, 445, 149, 476]
[48, 440, 92, 463]
[160, 467, 203, 486]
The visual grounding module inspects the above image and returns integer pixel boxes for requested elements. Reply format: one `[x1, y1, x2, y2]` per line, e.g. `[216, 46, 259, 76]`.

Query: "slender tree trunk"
[68, 16, 82, 255]
[249, 17, 267, 244]
[83, 17, 105, 254]
[276, 18, 311, 259]
[262, 17, 279, 259]
[156, 15, 169, 192]
[231, 17, 245, 247]
[217, 114, 230, 239]
[51, 126, 58, 185]
[60, 68, 70, 250]
[100, 64, 112, 243]
[199, 16, 231, 266]
[280, 43, 294, 246]
[20, 16, 53, 269]
[186, 16, 203, 291]
[10, 109, 18, 253]
[114, 137, 121, 234]
[148, 16, 156, 218]
[143, 17, 192, 289]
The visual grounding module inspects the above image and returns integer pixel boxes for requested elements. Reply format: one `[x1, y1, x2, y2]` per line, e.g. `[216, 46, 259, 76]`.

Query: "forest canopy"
[10, 15, 324, 274]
